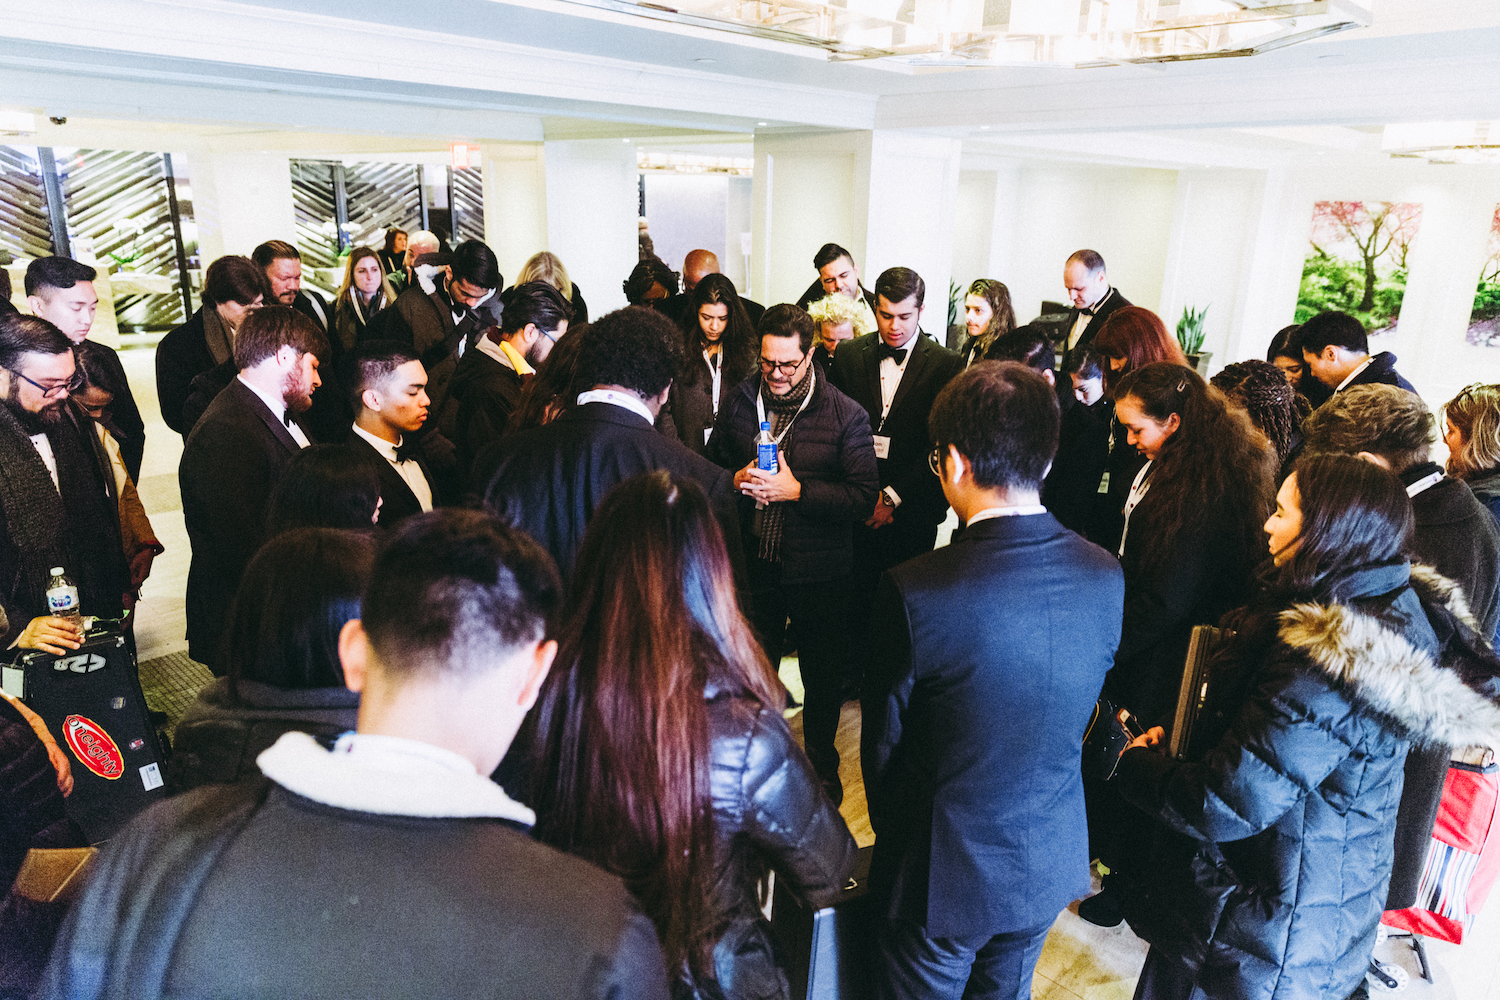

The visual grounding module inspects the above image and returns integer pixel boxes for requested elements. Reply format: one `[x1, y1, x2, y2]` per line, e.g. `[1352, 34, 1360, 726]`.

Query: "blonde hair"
[806, 293, 873, 336]
[1443, 384, 1500, 479]
[337, 247, 398, 305]
[517, 251, 573, 301]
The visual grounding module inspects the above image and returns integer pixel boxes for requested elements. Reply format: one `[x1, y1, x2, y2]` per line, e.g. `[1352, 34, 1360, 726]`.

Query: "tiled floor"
[118, 344, 1500, 999]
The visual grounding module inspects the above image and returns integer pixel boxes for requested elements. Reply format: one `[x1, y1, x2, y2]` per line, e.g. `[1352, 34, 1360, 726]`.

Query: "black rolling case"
[769, 845, 876, 1000]
[2, 628, 168, 842]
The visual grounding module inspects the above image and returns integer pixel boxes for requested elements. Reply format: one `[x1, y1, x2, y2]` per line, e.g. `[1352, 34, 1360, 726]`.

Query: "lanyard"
[707, 350, 723, 416]
[1118, 460, 1153, 559]
[755, 368, 816, 448]
[1407, 470, 1443, 498]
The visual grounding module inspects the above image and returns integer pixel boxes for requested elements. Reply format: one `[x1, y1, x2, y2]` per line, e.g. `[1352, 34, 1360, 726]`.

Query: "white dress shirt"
[577, 388, 656, 424]
[238, 375, 310, 449]
[28, 434, 59, 493]
[351, 423, 433, 512]
[1067, 288, 1115, 351]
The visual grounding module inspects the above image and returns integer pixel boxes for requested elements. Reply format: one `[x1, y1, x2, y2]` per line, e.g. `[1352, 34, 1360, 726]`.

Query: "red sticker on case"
[63, 715, 124, 780]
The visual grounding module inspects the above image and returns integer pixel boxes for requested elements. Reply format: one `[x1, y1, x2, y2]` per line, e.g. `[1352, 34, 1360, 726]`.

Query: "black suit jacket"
[179, 379, 305, 668]
[156, 308, 215, 436]
[862, 514, 1122, 937]
[829, 332, 962, 527]
[345, 432, 439, 529]
[473, 402, 740, 584]
[1063, 287, 1130, 352]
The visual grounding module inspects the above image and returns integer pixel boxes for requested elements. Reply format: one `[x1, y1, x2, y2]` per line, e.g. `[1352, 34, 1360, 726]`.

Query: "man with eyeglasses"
[0, 313, 130, 652]
[707, 303, 878, 805]
[25, 256, 147, 482]
[449, 281, 572, 475]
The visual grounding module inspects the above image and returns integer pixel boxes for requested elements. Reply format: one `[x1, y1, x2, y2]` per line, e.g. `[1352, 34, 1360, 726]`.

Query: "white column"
[481, 142, 548, 289]
[543, 139, 638, 315]
[188, 152, 296, 264]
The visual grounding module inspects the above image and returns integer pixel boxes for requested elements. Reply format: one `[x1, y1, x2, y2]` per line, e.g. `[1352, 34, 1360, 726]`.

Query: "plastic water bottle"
[46, 567, 82, 630]
[755, 422, 777, 510]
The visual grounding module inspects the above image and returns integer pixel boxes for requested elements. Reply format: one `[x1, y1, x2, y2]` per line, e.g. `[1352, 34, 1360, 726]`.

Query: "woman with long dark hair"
[663, 273, 758, 454]
[1084, 307, 1187, 549]
[1080, 362, 1276, 927]
[527, 471, 856, 999]
[172, 528, 374, 790]
[958, 278, 1016, 367]
[506, 322, 589, 435]
[1115, 453, 1500, 999]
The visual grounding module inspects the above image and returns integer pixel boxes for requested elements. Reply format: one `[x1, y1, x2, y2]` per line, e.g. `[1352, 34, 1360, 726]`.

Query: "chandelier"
[562, 0, 1372, 68]
[1384, 122, 1500, 165]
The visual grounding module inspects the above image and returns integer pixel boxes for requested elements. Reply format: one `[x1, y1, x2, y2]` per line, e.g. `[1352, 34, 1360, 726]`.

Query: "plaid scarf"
[755, 364, 815, 562]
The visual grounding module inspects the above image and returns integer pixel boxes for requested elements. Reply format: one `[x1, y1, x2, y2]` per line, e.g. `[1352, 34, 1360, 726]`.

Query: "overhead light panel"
[552, 0, 1370, 68]
[1384, 122, 1500, 164]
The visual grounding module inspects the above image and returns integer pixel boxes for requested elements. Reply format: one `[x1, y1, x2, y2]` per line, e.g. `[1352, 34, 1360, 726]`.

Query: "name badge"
[1097, 470, 1110, 494]
[703, 427, 714, 445]
[873, 435, 891, 459]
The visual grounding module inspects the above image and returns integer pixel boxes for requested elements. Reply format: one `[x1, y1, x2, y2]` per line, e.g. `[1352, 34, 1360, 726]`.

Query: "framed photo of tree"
[1469, 206, 1500, 347]
[1295, 201, 1422, 333]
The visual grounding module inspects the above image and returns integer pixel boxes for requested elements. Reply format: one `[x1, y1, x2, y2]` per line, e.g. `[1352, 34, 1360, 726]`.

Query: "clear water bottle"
[46, 567, 82, 630]
[755, 422, 777, 510]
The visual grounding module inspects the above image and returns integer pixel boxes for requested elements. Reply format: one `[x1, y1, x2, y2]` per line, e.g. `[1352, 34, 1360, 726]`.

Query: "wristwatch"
[879, 491, 897, 508]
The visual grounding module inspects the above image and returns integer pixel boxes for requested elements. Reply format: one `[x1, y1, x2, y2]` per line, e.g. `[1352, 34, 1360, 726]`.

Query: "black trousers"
[845, 519, 941, 692]
[747, 557, 847, 780]
[876, 917, 1053, 1000]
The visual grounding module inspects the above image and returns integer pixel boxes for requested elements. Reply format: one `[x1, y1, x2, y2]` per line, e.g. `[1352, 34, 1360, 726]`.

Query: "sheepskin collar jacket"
[1115, 563, 1500, 1000]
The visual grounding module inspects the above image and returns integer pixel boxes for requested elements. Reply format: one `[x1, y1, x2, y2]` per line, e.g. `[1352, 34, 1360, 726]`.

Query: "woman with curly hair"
[623, 256, 678, 309]
[1210, 358, 1310, 480]
[958, 278, 1017, 367]
[1443, 383, 1500, 521]
[1080, 362, 1277, 927]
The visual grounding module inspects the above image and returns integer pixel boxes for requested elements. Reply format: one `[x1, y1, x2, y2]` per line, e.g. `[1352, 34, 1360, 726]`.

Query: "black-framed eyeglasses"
[759, 354, 807, 376]
[7, 367, 83, 399]
[929, 445, 944, 477]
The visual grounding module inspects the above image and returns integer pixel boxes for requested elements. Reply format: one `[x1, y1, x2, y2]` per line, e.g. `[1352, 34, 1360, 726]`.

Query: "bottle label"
[757, 442, 777, 472]
[47, 585, 79, 614]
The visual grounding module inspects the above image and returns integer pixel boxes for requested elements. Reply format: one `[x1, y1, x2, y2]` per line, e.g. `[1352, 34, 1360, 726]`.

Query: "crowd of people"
[1, 232, 1499, 1000]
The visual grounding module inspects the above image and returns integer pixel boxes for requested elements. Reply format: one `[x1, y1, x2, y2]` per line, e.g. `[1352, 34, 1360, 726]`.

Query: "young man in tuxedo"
[344, 342, 440, 528]
[795, 243, 878, 328]
[25, 256, 147, 482]
[179, 305, 325, 671]
[1062, 249, 1130, 352]
[862, 362, 1123, 1000]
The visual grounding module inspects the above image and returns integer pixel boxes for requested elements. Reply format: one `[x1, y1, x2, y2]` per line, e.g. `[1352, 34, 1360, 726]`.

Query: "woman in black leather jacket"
[526, 471, 856, 1000]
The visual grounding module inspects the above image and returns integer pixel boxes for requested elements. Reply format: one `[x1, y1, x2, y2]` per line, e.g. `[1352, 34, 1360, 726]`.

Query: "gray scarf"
[755, 365, 815, 563]
[203, 306, 234, 367]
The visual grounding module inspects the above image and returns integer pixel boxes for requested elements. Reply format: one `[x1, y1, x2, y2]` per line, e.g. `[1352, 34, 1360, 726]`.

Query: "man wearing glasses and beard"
[708, 303, 879, 806]
[0, 313, 130, 653]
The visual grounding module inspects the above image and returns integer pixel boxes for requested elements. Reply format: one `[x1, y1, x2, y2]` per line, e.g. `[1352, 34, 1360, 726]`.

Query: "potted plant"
[1176, 305, 1211, 374]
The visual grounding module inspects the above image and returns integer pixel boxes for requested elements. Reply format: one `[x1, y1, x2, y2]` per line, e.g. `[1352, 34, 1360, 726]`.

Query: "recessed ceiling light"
[980, 125, 991, 130]
[758, 122, 768, 126]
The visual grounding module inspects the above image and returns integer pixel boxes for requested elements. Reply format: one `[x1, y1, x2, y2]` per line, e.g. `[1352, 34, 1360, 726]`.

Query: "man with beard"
[0, 313, 129, 650]
[179, 306, 326, 672]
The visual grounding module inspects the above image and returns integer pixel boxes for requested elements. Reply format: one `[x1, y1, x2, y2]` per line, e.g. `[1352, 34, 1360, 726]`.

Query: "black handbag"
[1083, 696, 1145, 782]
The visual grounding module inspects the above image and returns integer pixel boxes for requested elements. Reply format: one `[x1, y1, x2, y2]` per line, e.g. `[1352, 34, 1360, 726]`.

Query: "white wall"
[1002, 164, 1179, 324]
[481, 142, 548, 288]
[642, 173, 728, 283]
[543, 139, 638, 315]
[187, 151, 295, 264]
[724, 176, 753, 296]
[952, 169, 999, 287]
[864, 132, 963, 332]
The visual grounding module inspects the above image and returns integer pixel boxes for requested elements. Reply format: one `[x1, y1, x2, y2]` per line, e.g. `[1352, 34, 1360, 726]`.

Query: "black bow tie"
[1079, 307, 1095, 317]
[283, 411, 296, 429]
[394, 438, 420, 463]
[876, 342, 909, 365]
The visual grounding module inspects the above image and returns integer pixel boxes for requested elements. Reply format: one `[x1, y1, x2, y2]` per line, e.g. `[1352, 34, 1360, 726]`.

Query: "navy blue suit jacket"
[861, 513, 1123, 937]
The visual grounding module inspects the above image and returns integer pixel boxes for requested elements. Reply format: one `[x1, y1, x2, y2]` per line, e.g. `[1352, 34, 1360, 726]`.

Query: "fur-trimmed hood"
[1278, 566, 1500, 748]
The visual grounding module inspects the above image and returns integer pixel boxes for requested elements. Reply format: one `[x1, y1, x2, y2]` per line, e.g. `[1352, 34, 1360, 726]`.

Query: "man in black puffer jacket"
[709, 304, 878, 805]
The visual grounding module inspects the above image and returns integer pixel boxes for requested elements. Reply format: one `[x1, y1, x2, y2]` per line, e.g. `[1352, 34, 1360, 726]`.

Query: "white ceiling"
[1, 0, 1498, 167]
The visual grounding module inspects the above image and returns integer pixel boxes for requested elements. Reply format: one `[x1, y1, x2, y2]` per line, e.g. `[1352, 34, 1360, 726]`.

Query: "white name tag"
[703, 427, 714, 445]
[1097, 470, 1110, 494]
[873, 435, 891, 459]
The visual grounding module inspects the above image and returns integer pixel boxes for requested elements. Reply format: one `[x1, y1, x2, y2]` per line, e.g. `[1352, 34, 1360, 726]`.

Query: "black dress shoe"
[1077, 888, 1125, 927]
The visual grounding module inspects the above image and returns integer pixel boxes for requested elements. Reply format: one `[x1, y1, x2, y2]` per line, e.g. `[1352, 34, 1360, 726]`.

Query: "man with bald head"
[396, 230, 443, 294]
[660, 249, 763, 330]
[1061, 249, 1129, 352]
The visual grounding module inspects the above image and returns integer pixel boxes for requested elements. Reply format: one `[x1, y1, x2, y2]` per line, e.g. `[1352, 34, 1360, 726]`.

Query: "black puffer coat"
[170, 678, 359, 793]
[707, 371, 878, 586]
[1115, 563, 1500, 1000]
[705, 678, 856, 1000]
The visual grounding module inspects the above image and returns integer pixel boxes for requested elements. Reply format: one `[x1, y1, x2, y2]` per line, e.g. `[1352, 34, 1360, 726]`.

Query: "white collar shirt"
[351, 423, 433, 513]
[879, 332, 919, 423]
[965, 505, 1048, 526]
[239, 375, 310, 449]
[577, 389, 656, 425]
[1067, 288, 1114, 351]
[1335, 355, 1376, 392]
